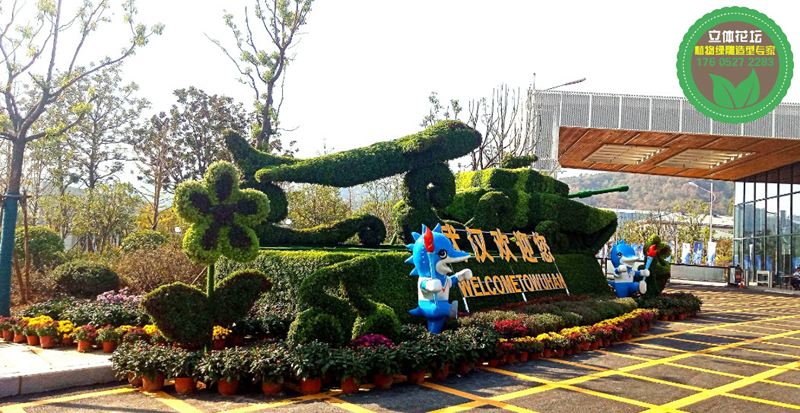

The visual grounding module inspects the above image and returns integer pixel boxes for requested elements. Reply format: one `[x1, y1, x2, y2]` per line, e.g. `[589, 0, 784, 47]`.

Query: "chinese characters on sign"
[694, 45, 775, 56]
[439, 223, 566, 299]
[440, 224, 554, 264]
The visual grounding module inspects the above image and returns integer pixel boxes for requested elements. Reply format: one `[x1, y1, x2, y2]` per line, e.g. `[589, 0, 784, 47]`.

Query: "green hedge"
[52, 261, 120, 298]
[217, 249, 612, 326]
[120, 230, 167, 252]
[15, 226, 64, 272]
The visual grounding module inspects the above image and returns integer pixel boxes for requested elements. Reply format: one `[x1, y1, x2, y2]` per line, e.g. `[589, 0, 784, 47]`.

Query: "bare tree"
[210, 0, 313, 152]
[0, 0, 162, 314]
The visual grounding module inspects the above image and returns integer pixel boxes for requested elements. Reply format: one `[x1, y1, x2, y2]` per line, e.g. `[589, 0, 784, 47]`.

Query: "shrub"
[52, 261, 120, 298]
[291, 340, 333, 379]
[73, 325, 98, 343]
[351, 302, 401, 342]
[287, 310, 344, 347]
[210, 270, 273, 327]
[120, 230, 168, 252]
[163, 347, 201, 379]
[142, 283, 212, 348]
[15, 226, 64, 272]
[494, 319, 529, 338]
[21, 297, 84, 319]
[331, 347, 370, 383]
[248, 343, 291, 384]
[198, 347, 250, 383]
[61, 301, 148, 327]
[112, 243, 205, 293]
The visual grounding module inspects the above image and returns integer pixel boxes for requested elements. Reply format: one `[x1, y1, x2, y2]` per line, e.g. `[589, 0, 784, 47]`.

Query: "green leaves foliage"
[52, 261, 120, 298]
[142, 270, 272, 347]
[174, 161, 270, 265]
[710, 69, 760, 109]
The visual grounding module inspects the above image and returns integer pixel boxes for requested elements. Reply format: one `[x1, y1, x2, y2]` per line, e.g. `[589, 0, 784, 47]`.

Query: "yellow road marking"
[325, 397, 379, 413]
[643, 360, 800, 412]
[420, 382, 540, 412]
[425, 400, 485, 413]
[152, 391, 204, 413]
[0, 386, 135, 411]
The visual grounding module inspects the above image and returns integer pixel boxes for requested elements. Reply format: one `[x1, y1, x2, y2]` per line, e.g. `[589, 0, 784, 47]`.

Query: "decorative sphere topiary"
[52, 260, 120, 298]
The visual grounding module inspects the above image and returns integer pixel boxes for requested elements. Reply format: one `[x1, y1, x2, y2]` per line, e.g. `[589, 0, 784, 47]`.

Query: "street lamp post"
[689, 181, 715, 264]
[531, 74, 586, 178]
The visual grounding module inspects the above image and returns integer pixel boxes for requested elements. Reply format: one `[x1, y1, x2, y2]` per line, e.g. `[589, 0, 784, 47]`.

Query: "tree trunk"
[0, 141, 26, 315]
[151, 181, 161, 230]
[21, 195, 31, 302]
[11, 253, 26, 304]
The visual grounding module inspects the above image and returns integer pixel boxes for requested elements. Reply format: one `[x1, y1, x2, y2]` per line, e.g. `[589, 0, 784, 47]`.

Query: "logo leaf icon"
[710, 69, 761, 109]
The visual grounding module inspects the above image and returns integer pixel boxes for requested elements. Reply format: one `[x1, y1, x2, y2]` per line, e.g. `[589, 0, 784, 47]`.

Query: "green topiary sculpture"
[226, 120, 481, 246]
[639, 235, 672, 297]
[142, 161, 273, 347]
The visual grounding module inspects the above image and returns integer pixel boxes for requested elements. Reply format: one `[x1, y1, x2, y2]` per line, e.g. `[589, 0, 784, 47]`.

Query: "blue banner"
[693, 242, 704, 265]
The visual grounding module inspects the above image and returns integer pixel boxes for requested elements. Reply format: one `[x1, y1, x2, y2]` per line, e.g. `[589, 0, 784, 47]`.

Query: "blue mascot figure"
[405, 224, 473, 334]
[609, 240, 649, 298]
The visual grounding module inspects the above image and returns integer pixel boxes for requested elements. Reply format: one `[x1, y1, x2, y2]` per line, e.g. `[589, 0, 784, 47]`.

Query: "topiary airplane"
[141, 161, 273, 347]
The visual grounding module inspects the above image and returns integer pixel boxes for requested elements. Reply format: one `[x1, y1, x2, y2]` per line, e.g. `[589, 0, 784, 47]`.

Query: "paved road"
[4, 287, 800, 413]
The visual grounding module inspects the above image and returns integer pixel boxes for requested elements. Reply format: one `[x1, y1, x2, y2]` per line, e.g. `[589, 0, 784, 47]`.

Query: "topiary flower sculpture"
[174, 161, 270, 264]
[141, 161, 273, 348]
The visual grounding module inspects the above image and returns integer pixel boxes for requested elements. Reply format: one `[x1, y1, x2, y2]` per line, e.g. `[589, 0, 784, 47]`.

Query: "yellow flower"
[213, 325, 230, 340]
[143, 325, 160, 336]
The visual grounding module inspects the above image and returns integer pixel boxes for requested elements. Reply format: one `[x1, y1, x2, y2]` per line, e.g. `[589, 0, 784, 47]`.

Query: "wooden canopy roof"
[557, 126, 800, 181]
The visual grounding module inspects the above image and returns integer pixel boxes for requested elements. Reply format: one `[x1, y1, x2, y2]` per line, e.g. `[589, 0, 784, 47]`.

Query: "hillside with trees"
[562, 172, 734, 215]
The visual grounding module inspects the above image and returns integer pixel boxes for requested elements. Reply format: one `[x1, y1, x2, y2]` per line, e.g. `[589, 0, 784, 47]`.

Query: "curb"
[0, 363, 121, 398]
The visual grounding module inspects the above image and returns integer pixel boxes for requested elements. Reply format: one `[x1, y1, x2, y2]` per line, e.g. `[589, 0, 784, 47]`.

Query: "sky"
[19, 0, 800, 181]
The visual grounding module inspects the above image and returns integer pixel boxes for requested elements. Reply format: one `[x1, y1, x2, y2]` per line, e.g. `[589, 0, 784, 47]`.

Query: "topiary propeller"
[142, 161, 273, 348]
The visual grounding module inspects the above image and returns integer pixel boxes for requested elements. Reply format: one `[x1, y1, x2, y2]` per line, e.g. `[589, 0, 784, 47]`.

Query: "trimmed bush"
[499, 155, 538, 169]
[211, 269, 273, 326]
[14, 226, 64, 272]
[52, 261, 120, 298]
[287, 309, 344, 347]
[639, 234, 672, 297]
[352, 302, 401, 342]
[254, 214, 386, 247]
[142, 283, 213, 348]
[120, 230, 167, 252]
[217, 248, 612, 329]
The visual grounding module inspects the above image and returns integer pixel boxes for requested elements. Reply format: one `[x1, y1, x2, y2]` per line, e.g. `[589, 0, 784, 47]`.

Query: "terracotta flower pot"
[13, 333, 25, 343]
[102, 341, 117, 353]
[622, 333, 633, 341]
[62, 336, 74, 346]
[565, 348, 573, 356]
[374, 373, 392, 389]
[677, 314, 686, 321]
[519, 352, 529, 362]
[300, 377, 322, 395]
[26, 335, 39, 346]
[531, 352, 542, 360]
[39, 336, 54, 348]
[542, 349, 552, 358]
[2, 330, 12, 341]
[174, 377, 196, 395]
[340, 377, 359, 394]
[498, 357, 507, 366]
[591, 340, 601, 350]
[457, 362, 471, 374]
[668, 315, 675, 321]
[555, 349, 565, 358]
[142, 374, 165, 392]
[77, 340, 92, 352]
[476, 358, 485, 366]
[507, 354, 517, 364]
[573, 345, 581, 355]
[432, 365, 449, 381]
[604, 339, 612, 347]
[407, 371, 425, 385]
[488, 358, 500, 367]
[580, 341, 591, 351]
[660, 315, 670, 321]
[212, 339, 225, 350]
[262, 381, 283, 395]
[217, 379, 238, 396]
[128, 373, 143, 387]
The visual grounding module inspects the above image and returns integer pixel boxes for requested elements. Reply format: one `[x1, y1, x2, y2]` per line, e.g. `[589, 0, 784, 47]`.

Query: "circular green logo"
[677, 6, 793, 123]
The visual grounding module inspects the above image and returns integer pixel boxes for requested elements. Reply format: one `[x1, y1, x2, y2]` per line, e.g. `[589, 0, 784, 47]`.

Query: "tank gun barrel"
[567, 185, 629, 199]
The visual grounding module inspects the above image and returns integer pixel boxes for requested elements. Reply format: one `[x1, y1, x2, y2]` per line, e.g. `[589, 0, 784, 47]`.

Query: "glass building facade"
[733, 162, 800, 287]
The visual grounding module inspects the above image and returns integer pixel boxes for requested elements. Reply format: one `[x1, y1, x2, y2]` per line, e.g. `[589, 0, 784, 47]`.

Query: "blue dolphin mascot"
[405, 224, 473, 334]
[609, 240, 649, 298]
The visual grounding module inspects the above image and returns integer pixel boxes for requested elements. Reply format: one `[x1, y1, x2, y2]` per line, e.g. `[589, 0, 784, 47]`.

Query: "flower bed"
[109, 301, 699, 396]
